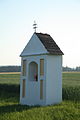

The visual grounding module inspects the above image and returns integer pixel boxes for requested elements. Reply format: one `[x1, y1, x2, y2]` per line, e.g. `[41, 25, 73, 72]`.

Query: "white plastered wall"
[20, 55, 47, 106]
[20, 33, 48, 56]
[46, 55, 62, 105]
[20, 54, 62, 106]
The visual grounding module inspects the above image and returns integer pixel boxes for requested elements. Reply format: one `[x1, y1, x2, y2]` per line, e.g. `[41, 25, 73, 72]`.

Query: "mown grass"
[0, 72, 80, 120]
[63, 72, 80, 87]
[0, 73, 20, 84]
[0, 101, 80, 120]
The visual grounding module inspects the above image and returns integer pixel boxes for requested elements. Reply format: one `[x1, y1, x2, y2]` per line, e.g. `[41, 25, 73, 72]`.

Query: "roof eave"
[20, 52, 63, 57]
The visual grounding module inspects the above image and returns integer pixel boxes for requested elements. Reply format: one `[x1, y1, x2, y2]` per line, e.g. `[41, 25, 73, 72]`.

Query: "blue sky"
[0, 0, 80, 67]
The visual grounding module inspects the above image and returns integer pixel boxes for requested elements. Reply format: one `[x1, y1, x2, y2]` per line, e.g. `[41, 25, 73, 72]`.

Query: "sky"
[0, 0, 80, 67]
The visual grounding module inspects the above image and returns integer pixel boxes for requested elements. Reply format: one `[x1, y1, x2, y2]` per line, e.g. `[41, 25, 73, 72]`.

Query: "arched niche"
[29, 61, 38, 81]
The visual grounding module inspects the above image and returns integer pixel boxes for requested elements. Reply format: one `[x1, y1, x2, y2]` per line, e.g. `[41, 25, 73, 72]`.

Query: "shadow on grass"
[0, 84, 19, 100]
[0, 84, 19, 93]
[0, 104, 32, 114]
[0, 104, 40, 114]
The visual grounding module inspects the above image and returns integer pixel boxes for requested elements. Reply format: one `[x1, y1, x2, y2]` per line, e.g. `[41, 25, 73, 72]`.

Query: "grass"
[62, 72, 80, 101]
[63, 72, 80, 87]
[0, 73, 20, 84]
[0, 101, 80, 120]
[0, 72, 80, 120]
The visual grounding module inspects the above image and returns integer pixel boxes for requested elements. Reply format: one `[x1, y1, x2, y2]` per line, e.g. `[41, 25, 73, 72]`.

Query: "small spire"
[33, 21, 37, 33]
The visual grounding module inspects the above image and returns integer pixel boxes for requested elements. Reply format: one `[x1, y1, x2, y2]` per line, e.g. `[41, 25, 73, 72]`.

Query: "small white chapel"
[20, 26, 63, 106]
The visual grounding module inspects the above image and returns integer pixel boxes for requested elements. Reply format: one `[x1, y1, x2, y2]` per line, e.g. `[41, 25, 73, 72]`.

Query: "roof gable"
[36, 33, 63, 55]
[20, 32, 63, 57]
[20, 33, 48, 57]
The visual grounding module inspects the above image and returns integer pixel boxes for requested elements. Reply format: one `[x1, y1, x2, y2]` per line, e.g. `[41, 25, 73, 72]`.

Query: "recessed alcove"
[29, 61, 38, 81]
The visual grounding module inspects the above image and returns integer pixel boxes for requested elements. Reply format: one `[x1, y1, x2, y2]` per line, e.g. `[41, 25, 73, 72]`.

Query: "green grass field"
[63, 72, 80, 87]
[0, 73, 20, 85]
[0, 72, 80, 120]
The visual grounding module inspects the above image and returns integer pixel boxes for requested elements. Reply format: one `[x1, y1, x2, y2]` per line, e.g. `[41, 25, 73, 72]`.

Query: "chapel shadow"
[0, 104, 40, 114]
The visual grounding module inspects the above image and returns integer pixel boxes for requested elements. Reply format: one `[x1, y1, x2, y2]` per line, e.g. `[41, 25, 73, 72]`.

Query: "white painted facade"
[46, 55, 62, 105]
[20, 33, 63, 106]
[21, 34, 48, 56]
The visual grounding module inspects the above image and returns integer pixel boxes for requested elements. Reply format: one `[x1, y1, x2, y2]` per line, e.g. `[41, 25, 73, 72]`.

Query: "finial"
[33, 21, 37, 33]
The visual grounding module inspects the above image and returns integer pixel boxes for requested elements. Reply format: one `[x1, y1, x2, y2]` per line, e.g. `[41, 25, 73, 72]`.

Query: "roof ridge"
[36, 32, 50, 36]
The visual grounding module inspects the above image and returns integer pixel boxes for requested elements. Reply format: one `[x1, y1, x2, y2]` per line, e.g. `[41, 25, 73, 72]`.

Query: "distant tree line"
[0, 66, 21, 72]
[63, 66, 80, 72]
[0, 66, 80, 72]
